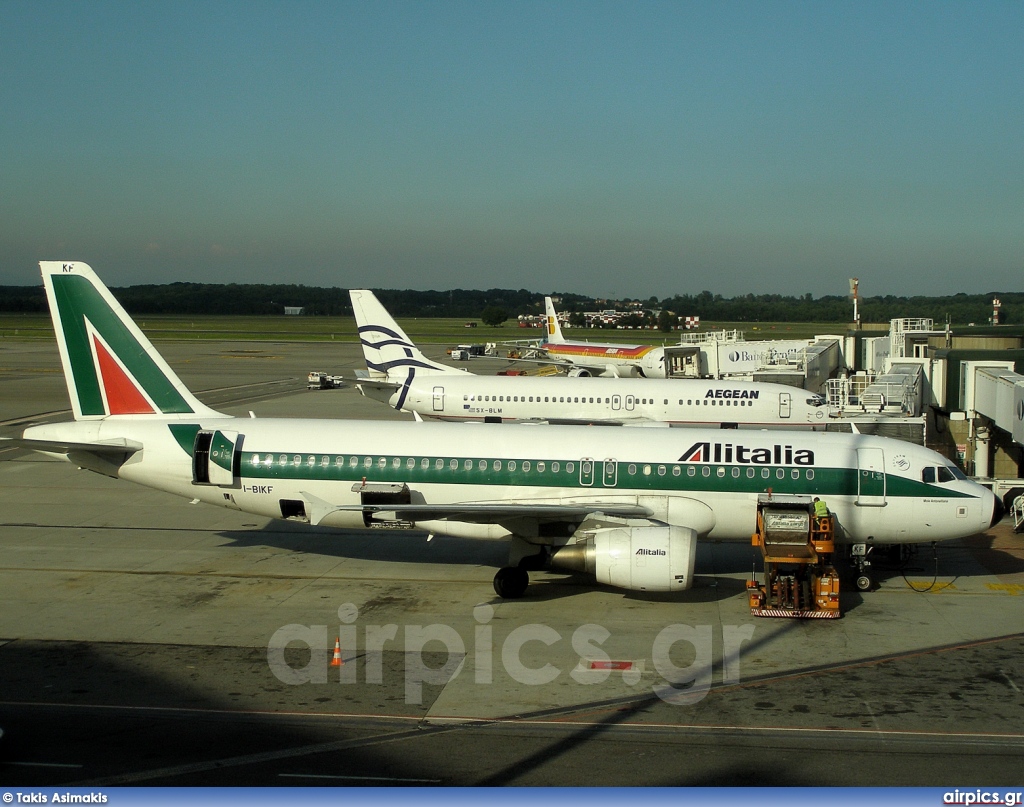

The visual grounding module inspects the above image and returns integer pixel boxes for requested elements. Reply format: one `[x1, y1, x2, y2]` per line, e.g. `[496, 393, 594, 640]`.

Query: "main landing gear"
[493, 567, 529, 599]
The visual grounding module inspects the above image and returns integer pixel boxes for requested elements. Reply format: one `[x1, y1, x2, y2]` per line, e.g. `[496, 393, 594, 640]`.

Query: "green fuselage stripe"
[236, 448, 973, 500]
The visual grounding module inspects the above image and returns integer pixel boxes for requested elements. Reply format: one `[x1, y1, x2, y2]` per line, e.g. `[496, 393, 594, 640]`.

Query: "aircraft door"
[780, 392, 792, 418]
[857, 448, 887, 506]
[579, 458, 595, 487]
[432, 386, 445, 412]
[602, 459, 618, 487]
[611, 394, 621, 411]
[193, 429, 241, 487]
[625, 395, 636, 411]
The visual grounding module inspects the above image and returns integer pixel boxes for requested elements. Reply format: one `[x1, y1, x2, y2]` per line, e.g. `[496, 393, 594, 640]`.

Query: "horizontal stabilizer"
[4, 436, 143, 455]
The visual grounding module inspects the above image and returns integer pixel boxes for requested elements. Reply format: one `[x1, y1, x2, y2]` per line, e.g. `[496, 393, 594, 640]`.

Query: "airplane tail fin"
[349, 289, 466, 379]
[544, 297, 566, 343]
[40, 261, 225, 421]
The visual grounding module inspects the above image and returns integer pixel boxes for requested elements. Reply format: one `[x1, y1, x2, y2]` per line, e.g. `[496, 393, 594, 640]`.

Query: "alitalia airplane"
[351, 289, 829, 428]
[15, 262, 1002, 599]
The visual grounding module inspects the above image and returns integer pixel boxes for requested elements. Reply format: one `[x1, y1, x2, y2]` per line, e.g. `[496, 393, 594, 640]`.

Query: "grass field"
[0, 312, 883, 344]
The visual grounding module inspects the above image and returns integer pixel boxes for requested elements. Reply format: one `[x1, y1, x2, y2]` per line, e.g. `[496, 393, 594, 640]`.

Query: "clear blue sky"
[1, 1, 1020, 298]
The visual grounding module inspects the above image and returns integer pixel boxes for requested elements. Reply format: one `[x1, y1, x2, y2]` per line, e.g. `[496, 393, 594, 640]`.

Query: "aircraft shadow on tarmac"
[215, 521, 751, 604]
[214, 518, 1021, 608]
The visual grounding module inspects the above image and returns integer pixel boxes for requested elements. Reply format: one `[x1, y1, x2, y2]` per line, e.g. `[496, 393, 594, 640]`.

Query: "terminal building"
[661, 319, 1024, 522]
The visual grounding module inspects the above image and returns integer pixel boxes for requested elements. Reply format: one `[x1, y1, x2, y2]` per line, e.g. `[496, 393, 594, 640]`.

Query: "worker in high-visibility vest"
[813, 497, 829, 519]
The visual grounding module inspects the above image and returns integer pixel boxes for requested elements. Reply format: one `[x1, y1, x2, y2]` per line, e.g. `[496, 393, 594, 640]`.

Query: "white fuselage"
[369, 373, 827, 427]
[24, 417, 998, 548]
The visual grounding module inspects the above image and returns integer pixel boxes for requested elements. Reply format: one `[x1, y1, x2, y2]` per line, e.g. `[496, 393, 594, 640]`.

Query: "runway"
[1, 338, 1022, 785]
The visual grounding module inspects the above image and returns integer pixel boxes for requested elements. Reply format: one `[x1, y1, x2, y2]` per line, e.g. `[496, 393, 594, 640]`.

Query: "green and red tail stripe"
[41, 261, 223, 421]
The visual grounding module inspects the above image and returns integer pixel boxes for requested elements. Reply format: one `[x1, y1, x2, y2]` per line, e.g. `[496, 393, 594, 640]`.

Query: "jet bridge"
[959, 361, 1024, 528]
[962, 362, 1024, 446]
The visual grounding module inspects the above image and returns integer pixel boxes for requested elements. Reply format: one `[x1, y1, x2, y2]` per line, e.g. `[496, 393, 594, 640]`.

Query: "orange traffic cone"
[330, 637, 344, 667]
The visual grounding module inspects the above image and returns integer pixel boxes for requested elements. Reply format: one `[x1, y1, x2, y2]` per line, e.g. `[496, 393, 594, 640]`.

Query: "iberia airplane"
[530, 296, 671, 377]
[351, 289, 829, 428]
[16, 262, 1002, 599]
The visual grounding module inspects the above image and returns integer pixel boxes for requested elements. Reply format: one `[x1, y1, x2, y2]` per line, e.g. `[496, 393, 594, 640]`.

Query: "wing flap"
[300, 490, 649, 527]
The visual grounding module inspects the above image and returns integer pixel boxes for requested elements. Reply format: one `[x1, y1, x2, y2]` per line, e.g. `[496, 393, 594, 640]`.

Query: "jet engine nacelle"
[551, 524, 698, 592]
[567, 367, 592, 378]
[639, 347, 668, 378]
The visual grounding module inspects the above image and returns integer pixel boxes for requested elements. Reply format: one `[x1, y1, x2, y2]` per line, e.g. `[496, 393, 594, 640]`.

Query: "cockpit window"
[924, 465, 965, 484]
[807, 395, 825, 407]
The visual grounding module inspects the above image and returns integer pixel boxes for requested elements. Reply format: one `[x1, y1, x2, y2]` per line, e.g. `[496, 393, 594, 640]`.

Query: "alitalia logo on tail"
[45, 266, 197, 418]
[679, 441, 815, 466]
[85, 320, 158, 415]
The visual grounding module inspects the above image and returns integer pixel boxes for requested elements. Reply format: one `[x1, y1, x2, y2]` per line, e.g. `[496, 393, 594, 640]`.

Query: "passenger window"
[250, 454, 260, 465]
[523, 461, 531, 472]
[349, 456, 359, 467]
[508, 461, 516, 471]
[420, 458, 429, 469]
[321, 456, 330, 467]
[551, 462, 559, 472]
[761, 468, 770, 479]
[363, 457, 372, 468]
[628, 464, 637, 475]
[701, 466, 710, 477]
[464, 459, 473, 470]
[435, 459, 444, 470]
[336, 456, 344, 466]
[643, 464, 651, 475]
[494, 460, 502, 471]
[449, 459, 459, 470]
[406, 458, 415, 469]
[478, 460, 487, 471]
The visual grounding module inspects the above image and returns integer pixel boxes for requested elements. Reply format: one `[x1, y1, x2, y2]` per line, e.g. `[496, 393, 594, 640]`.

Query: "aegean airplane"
[15, 262, 1002, 599]
[351, 289, 829, 428]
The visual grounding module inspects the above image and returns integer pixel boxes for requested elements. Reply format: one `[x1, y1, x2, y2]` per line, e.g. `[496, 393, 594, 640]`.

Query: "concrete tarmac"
[1, 338, 1023, 786]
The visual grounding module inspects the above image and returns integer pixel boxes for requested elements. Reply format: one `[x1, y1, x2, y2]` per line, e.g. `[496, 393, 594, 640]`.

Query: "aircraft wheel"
[493, 567, 529, 599]
[855, 574, 872, 592]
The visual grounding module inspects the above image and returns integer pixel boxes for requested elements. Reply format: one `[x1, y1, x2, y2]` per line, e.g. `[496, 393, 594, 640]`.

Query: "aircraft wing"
[301, 491, 650, 527]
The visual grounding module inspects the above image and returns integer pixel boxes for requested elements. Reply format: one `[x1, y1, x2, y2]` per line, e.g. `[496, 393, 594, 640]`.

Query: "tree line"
[0, 282, 1017, 325]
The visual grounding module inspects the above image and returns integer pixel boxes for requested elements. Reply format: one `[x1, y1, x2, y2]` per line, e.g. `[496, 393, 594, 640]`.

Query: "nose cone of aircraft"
[989, 492, 1005, 528]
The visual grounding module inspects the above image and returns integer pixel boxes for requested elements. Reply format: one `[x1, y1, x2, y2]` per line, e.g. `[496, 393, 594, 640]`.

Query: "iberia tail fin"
[349, 289, 467, 380]
[40, 261, 226, 421]
[544, 297, 566, 343]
